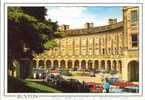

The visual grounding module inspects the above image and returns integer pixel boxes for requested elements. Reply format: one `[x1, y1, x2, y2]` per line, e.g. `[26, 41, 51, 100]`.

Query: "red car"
[126, 82, 139, 87]
[113, 81, 139, 89]
[113, 81, 127, 88]
[96, 83, 103, 93]
[85, 82, 96, 92]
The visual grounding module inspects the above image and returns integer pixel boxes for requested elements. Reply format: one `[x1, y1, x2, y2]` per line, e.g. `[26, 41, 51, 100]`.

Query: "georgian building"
[32, 7, 139, 81]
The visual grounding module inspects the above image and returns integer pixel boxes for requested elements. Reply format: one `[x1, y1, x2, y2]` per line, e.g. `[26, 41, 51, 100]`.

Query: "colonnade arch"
[88, 60, 93, 70]
[53, 60, 58, 68]
[81, 60, 86, 69]
[94, 60, 99, 70]
[112, 60, 117, 71]
[128, 60, 139, 82]
[74, 60, 79, 69]
[39, 60, 44, 68]
[32, 60, 36, 68]
[101, 60, 105, 70]
[68, 60, 73, 68]
[107, 60, 111, 71]
[60, 60, 66, 68]
[46, 60, 51, 68]
[33, 59, 123, 73]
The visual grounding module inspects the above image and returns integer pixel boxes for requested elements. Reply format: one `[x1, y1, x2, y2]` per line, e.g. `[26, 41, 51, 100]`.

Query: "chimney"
[59, 24, 69, 31]
[85, 22, 94, 29]
[108, 19, 117, 25]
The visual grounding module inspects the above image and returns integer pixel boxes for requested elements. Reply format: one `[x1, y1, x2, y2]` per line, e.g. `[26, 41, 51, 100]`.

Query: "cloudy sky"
[46, 6, 123, 29]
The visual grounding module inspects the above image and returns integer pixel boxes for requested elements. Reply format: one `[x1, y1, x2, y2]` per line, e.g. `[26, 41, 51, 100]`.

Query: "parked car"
[111, 87, 123, 93]
[112, 81, 139, 89]
[46, 74, 55, 85]
[46, 74, 64, 88]
[67, 79, 81, 83]
[58, 79, 72, 92]
[122, 86, 139, 93]
[108, 77, 119, 85]
[85, 82, 96, 92]
[79, 84, 90, 92]
[126, 82, 139, 87]
[33, 68, 47, 79]
[96, 83, 103, 93]
[58, 79, 81, 92]
[112, 81, 127, 88]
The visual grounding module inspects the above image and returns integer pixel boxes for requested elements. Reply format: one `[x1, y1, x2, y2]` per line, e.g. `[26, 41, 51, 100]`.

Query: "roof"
[63, 21, 123, 36]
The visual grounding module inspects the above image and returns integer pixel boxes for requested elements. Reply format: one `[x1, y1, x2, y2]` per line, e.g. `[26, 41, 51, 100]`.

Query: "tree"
[8, 7, 61, 78]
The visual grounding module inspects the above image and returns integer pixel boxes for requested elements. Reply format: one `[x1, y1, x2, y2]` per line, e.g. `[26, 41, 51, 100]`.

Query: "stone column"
[111, 60, 113, 71]
[110, 61, 112, 71]
[86, 60, 88, 70]
[79, 60, 82, 70]
[44, 60, 47, 69]
[122, 59, 128, 81]
[116, 61, 119, 72]
[51, 60, 54, 68]
[65, 60, 68, 69]
[98, 60, 102, 71]
[92, 60, 95, 69]
[36, 60, 39, 68]
[105, 61, 107, 71]
[72, 60, 75, 69]
[58, 60, 61, 68]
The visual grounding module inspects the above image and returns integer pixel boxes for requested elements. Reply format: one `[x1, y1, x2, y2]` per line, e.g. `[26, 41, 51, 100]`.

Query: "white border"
[1, 2, 144, 100]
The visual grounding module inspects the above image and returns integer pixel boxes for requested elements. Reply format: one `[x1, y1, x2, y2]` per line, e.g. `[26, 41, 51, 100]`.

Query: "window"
[131, 34, 138, 47]
[131, 10, 138, 24]
[102, 48, 105, 55]
[115, 48, 118, 54]
[108, 48, 111, 54]
[89, 48, 92, 51]
[54, 48, 58, 51]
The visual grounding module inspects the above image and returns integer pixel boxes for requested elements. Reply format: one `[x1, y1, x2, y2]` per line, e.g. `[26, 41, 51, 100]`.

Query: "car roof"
[124, 86, 139, 89]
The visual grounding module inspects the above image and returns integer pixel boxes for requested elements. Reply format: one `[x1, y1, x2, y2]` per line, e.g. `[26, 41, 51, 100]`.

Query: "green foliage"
[8, 76, 62, 93]
[8, 7, 52, 36]
[43, 40, 58, 49]
[8, 7, 61, 79]
[8, 7, 59, 59]
[54, 31, 65, 37]
[21, 7, 47, 21]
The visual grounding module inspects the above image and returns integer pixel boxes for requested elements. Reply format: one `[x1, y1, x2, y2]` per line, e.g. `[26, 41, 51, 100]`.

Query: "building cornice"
[62, 21, 123, 36]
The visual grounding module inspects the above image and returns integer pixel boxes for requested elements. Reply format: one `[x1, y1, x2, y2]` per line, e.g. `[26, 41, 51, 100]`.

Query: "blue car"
[108, 77, 119, 85]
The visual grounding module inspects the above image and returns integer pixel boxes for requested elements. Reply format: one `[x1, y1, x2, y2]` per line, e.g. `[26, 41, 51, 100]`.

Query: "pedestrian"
[103, 78, 111, 93]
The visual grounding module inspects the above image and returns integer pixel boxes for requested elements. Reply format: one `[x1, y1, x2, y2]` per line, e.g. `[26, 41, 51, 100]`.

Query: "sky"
[45, 6, 123, 29]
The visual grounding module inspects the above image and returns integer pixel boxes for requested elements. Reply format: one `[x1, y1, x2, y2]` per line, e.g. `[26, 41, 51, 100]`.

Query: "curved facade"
[33, 7, 139, 81]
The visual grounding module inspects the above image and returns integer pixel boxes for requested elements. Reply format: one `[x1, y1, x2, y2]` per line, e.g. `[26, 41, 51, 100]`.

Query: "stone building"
[32, 7, 139, 81]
